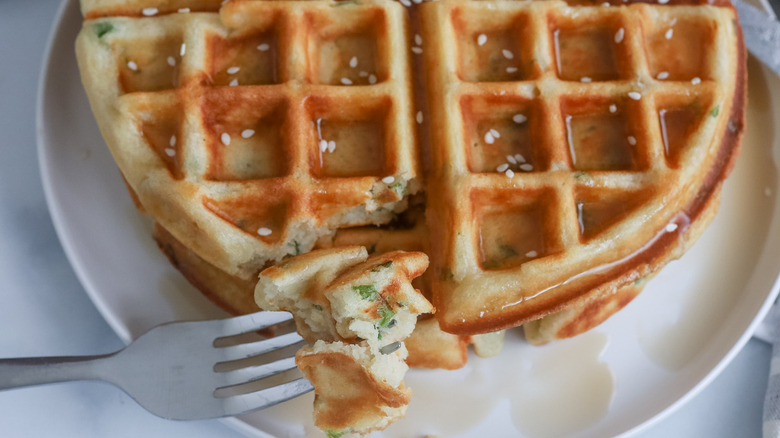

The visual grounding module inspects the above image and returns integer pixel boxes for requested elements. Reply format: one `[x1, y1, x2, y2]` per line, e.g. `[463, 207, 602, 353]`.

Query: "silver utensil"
[0, 311, 311, 420]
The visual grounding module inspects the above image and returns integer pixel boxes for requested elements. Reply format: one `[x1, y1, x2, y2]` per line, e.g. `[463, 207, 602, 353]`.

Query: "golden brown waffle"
[421, 0, 745, 334]
[77, 0, 746, 345]
[76, 0, 419, 281]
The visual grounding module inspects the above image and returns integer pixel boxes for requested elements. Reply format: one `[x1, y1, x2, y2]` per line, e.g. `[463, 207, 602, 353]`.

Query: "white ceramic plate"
[37, 1, 780, 437]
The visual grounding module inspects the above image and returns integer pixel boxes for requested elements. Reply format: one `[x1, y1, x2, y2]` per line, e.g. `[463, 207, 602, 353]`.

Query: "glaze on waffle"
[77, 0, 746, 346]
[421, 0, 745, 334]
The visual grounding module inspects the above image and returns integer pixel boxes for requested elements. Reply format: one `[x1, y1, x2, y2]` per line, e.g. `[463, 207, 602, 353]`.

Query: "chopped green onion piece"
[95, 22, 114, 38]
[326, 430, 348, 438]
[353, 284, 378, 301]
[710, 106, 720, 118]
[312, 304, 323, 311]
[377, 306, 396, 328]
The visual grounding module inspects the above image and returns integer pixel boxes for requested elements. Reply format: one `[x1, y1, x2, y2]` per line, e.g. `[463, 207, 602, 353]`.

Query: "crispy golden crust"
[405, 316, 469, 369]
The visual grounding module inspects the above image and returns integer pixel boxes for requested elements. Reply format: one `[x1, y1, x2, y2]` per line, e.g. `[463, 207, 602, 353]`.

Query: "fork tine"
[218, 311, 294, 338]
[222, 377, 314, 416]
[216, 356, 299, 389]
[217, 332, 305, 362]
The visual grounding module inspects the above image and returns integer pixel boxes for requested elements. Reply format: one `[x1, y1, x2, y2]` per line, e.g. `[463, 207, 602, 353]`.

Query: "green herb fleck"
[389, 182, 407, 196]
[313, 304, 323, 311]
[710, 106, 720, 118]
[371, 261, 393, 272]
[353, 284, 378, 301]
[367, 243, 377, 254]
[326, 430, 348, 438]
[377, 306, 396, 328]
[290, 240, 302, 255]
[397, 301, 408, 308]
[94, 22, 114, 38]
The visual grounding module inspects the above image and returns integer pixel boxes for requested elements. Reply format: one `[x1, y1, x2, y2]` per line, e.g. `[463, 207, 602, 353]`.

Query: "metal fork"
[0, 311, 312, 420]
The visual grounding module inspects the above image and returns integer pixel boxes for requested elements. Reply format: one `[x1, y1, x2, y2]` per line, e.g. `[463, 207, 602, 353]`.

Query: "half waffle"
[77, 0, 746, 344]
[421, 0, 745, 334]
[76, 0, 420, 281]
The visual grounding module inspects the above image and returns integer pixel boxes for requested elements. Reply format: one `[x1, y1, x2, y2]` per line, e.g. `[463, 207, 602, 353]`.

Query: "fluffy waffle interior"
[77, 0, 745, 336]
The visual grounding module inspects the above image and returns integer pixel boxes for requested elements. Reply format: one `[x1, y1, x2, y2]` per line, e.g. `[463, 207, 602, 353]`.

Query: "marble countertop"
[0, 1, 772, 436]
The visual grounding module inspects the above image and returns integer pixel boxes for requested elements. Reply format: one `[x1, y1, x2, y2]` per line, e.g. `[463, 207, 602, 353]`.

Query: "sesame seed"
[411, 46, 423, 55]
[227, 66, 240, 74]
[602, 2, 610, 5]
[477, 34, 488, 46]
[142, 7, 158, 16]
[580, 76, 592, 83]
[627, 135, 637, 145]
[514, 153, 526, 163]
[167, 56, 176, 67]
[657, 71, 670, 80]
[506, 67, 518, 73]
[489, 128, 501, 139]
[359, 71, 369, 77]
[615, 28, 625, 43]
[328, 141, 336, 153]
[609, 104, 617, 113]
[691, 77, 701, 85]
[221, 133, 231, 146]
[513, 113, 527, 124]
[658, 0, 669, 3]
[349, 56, 358, 68]
[241, 129, 255, 139]
[497, 163, 510, 172]
[665, 28, 673, 39]
[319, 139, 328, 152]
[415, 34, 423, 46]
[180, 43, 187, 56]
[382, 176, 395, 184]
[341, 77, 353, 85]
[400, 0, 412, 6]
[165, 147, 176, 157]
[416, 111, 423, 124]
[169, 135, 176, 147]
[413, 0, 422, 4]
[257, 43, 270, 51]
[257, 227, 273, 236]
[505, 169, 515, 178]
[502, 49, 514, 59]
[229, 78, 239, 86]
[369, 74, 377, 84]
[526, 250, 538, 258]
[628, 91, 642, 100]
[484, 132, 495, 144]
[178, 8, 191, 13]
[520, 163, 533, 171]
[665, 223, 678, 232]
[507, 155, 517, 165]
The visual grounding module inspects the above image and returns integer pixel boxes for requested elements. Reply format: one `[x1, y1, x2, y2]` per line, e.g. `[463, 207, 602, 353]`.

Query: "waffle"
[421, 0, 745, 334]
[77, 0, 745, 346]
[76, 0, 420, 281]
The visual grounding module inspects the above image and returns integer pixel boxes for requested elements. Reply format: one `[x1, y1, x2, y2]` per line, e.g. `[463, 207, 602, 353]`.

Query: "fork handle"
[0, 354, 115, 391]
